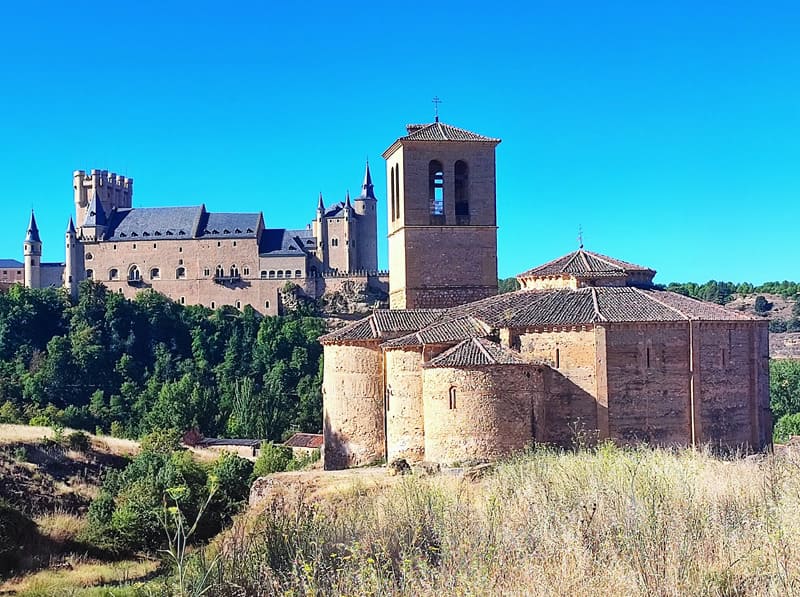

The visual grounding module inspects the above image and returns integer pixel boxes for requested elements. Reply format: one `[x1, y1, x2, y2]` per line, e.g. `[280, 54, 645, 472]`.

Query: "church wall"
[385, 347, 426, 462]
[422, 365, 541, 465]
[518, 328, 598, 445]
[322, 342, 385, 470]
[603, 323, 692, 446]
[695, 321, 771, 449]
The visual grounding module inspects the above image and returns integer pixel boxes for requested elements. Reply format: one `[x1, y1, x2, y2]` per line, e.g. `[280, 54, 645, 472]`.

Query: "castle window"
[454, 160, 469, 223]
[429, 160, 444, 220]
[217, 242, 221, 247]
[243, 266, 250, 276]
[204, 268, 211, 277]
[179, 247, 183, 253]
[85, 269, 93, 280]
[236, 301, 241, 309]
[128, 266, 141, 282]
[230, 265, 239, 278]
[265, 300, 270, 309]
[176, 267, 187, 279]
[153, 243, 157, 248]
[277, 270, 284, 278]
[555, 348, 560, 369]
[180, 296, 185, 305]
[150, 268, 160, 280]
[211, 301, 216, 309]
[132, 244, 137, 250]
[449, 387, 457, 410]
[85, 253, 93, 261]
[331, 238, 339, 247]
[295, 270, 302, 277]
[113, 244, 117, 250]
[269, 270, 275, 279]
[109, 268, 119, 281]
[261, 270, 267, 279]
[646, 347, 651, 368]
[233, 241, 237, 247]
[215, 265, 224, 278]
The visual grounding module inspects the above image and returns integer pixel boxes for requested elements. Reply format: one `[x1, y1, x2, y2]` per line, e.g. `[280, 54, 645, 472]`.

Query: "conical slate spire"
[345, 190, 351, 207]
[25, 210, 41, 243]
[358, 160, 376, 200]
[83, 192, 107, 227]
[66, 216, 76, 235]
[317, 192, 325, 212]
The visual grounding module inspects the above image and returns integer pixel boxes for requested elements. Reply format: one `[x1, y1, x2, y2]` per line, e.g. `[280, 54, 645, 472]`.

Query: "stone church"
[19, 164, 386, 314]
[320, 119, 772, 469]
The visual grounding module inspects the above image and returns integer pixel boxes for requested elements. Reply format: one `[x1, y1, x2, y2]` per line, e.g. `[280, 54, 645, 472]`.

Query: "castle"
[320, 119, 772, 469]
[18, 164, 386, 313]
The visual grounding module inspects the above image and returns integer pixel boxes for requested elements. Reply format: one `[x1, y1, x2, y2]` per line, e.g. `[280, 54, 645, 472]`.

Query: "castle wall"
[322, 342, 385, 469]
[323, 216, 353, 273]
[422, 365, 541, 464]
[385, 347, 425, 462]
[695, 321, 771, 449]
[517, 328, 598, 446]
[602, 323, 692, 446]
[353, 199, 378, 271]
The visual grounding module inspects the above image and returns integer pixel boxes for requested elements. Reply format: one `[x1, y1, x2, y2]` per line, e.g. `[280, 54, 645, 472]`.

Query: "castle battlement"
[74, 168, 134, 230]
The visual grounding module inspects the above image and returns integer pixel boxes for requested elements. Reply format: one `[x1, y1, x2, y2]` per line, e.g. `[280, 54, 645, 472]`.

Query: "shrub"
[0, 400, 22, 424]
[67, 430, 91, 452]
[253, 442, 293, 478]
[774, 412, 800, 443]
[754, 295, 773, 313]
[769, 319, 788, 333]
[140, 428, 182, 454]
[787, 317, 800, 333]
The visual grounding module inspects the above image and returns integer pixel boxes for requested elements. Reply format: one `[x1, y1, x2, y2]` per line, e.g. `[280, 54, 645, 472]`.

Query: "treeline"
[0, 282, 325, 440]
[663, 280, 800, 304]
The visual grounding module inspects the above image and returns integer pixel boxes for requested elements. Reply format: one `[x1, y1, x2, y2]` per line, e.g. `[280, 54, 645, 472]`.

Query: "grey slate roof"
[25, 211, 42, 243]
[517, 248, 654, 279]
[0, 259, 24, 268]
[83, 195, 108, 228]
[401, 121, 501, 143]
[425, 337, 527, 368]
[202, 212, 261, 238]
[259, 228, 306, 257]
[104, 206, 261, 241]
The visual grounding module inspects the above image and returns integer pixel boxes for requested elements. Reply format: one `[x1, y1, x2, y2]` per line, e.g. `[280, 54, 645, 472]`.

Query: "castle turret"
[74, 169, 133, 234]
[352, 160, 378, 271]
[81, 192, 108, 241]
[65, 217, 80, 299]
[23, 211, 42, 289]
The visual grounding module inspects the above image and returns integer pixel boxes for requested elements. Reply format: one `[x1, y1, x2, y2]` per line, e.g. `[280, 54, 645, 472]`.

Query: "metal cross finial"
[577, 225, 584, 249]
[432, 96, 442, 122]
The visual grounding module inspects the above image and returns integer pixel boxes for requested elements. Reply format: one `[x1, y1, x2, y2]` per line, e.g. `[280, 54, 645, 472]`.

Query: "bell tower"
[382, 119, 501, 309]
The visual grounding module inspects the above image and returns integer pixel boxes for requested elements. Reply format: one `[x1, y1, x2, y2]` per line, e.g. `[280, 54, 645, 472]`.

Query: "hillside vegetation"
[0, 282, 324, 442]
[162, 445, 800, 596]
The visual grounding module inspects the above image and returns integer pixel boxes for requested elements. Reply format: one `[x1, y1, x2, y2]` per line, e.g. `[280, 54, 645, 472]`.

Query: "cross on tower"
[432, 96, 442, 122]
[577, 225, 584, 249]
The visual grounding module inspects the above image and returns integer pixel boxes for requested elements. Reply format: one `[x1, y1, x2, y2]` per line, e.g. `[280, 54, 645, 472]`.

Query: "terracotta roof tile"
[320, 317, 377, 343]
[401, 121, 501, 143]
[517, 248, 654, 279]
[372, 309, 446, 335]
[425, 337, 526, 368]
[382, 316, 490, 348]
[284, 433, 323, 449]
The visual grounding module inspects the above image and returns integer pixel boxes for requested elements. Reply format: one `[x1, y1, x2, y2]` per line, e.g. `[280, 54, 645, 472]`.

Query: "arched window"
[176, 267, 186, 279]
[230, 264, 239, 278]
[294, 269, 302, 278]
[260, 270, 267, 279]
[454, 160, 469, 223]
[277, 270, 284, 278]
[429, 160, 444, 221]
[390, 166, 396, 221]
[109, 268, 119, 281]
[395, 162, 401, 219]
[127, 266, 140, 281]
[215, 265, 224, 278]
[243, 266, 250, 276]
[85, 269, 94, 280]
[449, 386, 457, 410]
[150, 267, 160, 280]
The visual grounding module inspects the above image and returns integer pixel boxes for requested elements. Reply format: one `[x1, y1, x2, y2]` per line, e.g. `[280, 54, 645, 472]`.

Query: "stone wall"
[385, 347, 426, 462]
[603, 323, 692, 446]
[422, 365, 541, 465]
[518, 328, 598, 445]
[322, 342, 385, 469]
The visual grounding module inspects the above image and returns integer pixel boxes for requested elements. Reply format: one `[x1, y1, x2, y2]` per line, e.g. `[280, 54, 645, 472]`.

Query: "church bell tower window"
[429, 160, 444, 223]
[454, 160, 469, 224]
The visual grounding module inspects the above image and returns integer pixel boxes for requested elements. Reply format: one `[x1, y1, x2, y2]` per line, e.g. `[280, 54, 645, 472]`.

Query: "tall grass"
[192, 445, 800, 596]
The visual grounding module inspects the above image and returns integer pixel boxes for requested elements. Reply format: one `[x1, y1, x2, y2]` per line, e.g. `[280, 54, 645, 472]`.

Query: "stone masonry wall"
[322, 343, 385, 470]
[422, 365, 541, 465]
[603, 323, 692, 446]
[385, 347, 426, 462]
[518, 328, 598, 445]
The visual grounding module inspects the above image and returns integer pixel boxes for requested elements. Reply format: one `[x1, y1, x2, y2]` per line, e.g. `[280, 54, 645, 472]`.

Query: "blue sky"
[1, 1, 798, 283]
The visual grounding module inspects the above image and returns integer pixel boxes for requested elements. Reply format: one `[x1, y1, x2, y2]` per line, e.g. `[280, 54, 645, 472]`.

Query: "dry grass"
[196, 445, 800, 596]
[0, 558, 158, 596]
[0, 424, 140, 459]
[0, 424, 55, 445]
[34, 510, 87, 544]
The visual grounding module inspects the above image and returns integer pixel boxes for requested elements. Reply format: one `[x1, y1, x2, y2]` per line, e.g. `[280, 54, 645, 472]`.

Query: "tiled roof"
[425, 337, 526, 368]
[401, 121, 501, 143]
[0, 259, 23, 268]
[284, 433, 323, 449]
[517, 248, 654, 279]
[320, 309, 447, 344]
[383, 316, 490, 348]
[320, 317, 378, 343]
[106, 206, 202, 240]
[259, 228, 306, 257]
[201, 212, 261, 239]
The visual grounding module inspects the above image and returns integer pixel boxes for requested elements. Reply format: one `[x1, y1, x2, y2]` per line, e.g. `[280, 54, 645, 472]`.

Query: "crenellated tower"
[73, 169, 133, 235]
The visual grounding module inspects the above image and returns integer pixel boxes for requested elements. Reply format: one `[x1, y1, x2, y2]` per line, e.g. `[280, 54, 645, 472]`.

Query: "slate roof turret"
[25, 211, 41, 243]
[358, 161, 376, 200]
[82, 193, 108, 228]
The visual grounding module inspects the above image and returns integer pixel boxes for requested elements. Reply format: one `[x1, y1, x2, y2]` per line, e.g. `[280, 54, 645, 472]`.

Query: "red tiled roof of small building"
[284, 433, 323, 449]
[401, 121, 501, 143]
[517, 248, 655, 281]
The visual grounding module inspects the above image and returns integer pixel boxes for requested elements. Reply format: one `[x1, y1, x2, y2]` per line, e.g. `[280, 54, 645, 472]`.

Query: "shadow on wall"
[540, 368, 600, 448]
[323, 411, 351, 470]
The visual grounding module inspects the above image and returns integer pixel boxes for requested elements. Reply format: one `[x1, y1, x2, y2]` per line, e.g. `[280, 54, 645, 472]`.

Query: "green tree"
[770, 359, 800, 420]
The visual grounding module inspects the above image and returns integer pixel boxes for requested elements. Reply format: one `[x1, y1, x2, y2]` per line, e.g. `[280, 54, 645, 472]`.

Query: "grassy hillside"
[196, 445, 800, 596]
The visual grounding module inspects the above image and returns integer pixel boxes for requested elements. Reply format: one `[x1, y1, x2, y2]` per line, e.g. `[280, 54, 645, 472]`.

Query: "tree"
[754, 295, 772, 314]
[770, 360, 800, 420]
